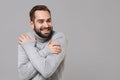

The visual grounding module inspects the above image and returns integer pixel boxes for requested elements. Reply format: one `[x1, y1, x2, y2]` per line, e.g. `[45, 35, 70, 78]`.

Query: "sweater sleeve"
[18, 44, 38, 80]
[21, 33, 67, 78]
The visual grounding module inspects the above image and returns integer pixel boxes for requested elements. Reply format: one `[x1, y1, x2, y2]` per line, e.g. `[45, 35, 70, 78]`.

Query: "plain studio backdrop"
[0, 0, 120, 80]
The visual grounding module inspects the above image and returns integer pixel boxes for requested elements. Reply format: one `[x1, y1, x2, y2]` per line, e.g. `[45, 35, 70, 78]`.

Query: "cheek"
[34, 21, 42, 28]
[35, 23, 42, 29]
[48, 22, 52, 26]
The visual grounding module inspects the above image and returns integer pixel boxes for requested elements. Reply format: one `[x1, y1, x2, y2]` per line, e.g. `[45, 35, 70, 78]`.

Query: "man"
[18, 5, 67, 80]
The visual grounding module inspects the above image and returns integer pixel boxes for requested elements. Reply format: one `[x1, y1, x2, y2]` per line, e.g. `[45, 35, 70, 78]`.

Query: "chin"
[43, 34, 49, 37]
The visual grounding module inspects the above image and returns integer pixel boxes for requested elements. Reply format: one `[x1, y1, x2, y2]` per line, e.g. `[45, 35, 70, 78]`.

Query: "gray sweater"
[18, 31, 67, 80]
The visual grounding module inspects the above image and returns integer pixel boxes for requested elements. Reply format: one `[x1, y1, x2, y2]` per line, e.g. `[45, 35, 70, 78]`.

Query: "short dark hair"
[29, 5, 51, 21]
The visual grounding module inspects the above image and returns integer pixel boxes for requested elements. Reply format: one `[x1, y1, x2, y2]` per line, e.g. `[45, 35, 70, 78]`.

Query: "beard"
[34, 26, 53, 38]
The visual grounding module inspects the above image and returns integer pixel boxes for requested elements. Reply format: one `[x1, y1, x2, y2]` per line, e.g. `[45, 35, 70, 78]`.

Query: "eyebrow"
[37, 18, 51, 21]
[37, 19, 44, 22]
[47, 18, 51, 20]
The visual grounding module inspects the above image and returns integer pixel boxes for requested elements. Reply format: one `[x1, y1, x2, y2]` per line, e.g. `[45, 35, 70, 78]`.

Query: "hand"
[48, 41, 62, 54]
[18, 34, 36, 45]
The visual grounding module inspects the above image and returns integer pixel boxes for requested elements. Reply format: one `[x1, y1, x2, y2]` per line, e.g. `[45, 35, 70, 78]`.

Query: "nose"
[43, 22, 49, 28]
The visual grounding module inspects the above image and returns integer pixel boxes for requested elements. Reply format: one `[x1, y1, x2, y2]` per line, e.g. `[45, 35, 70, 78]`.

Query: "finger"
[34, 36, 37, 40]
[57, 48, 61, 51]
[57, 49, 62, 53]
[24, 34, 31, 39]
[52, 47, 61, 52]
[53, 46, 61, 50]
[18, 40, 22, 45]
[31, 37, 36, 40]
[48, 40, 52, 44]
[52, 47, 61, 50]
[56, 48, 62, 52]
[19, 37, 23, 42]
[25, 34, 30, 39]
[21, 34, 26, 39]
[53, 50, 61, 54]
[51, 49, 61, 54]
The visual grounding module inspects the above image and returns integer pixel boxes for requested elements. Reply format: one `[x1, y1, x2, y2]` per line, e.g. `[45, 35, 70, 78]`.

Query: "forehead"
[34, 10, 51, 19]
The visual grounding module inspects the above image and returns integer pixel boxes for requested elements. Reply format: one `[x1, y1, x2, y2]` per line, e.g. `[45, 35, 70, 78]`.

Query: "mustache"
[40, 27, 53, 31]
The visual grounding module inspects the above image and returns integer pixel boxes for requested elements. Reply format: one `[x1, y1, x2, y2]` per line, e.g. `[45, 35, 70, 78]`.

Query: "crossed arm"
[18, 45, 38, 80]
[18, 34, 62, 54]
[18, 33, 66, 79]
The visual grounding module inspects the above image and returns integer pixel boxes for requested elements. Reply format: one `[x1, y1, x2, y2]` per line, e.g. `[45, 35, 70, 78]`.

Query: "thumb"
[48, 40, 52, 44]
[32, 36, 36, 40]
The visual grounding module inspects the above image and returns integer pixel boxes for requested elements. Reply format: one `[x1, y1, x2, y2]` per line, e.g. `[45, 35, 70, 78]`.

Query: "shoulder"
[51, 31, 67, 44]
[52, 31, 66, 40]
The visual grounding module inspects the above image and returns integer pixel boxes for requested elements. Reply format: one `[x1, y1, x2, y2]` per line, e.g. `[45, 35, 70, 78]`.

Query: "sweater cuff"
[43, 44, 52, 57]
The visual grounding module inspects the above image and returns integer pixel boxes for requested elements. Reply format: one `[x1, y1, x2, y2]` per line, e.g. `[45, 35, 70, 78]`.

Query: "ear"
[30, 21, 34, 28]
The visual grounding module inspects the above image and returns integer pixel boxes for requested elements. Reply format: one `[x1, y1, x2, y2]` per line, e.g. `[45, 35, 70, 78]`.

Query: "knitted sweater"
[18, 31, 67, 80]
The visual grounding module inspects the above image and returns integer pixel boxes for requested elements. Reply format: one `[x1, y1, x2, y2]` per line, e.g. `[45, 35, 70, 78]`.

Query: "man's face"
[31, 10, 53, 38]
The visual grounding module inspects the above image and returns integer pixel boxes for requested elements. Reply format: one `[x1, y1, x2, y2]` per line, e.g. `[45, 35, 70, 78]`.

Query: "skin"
[18, 10, 61, 54]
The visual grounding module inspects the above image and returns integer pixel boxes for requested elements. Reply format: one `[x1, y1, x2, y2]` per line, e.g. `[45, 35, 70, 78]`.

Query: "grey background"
[0, 0, 120, 80]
